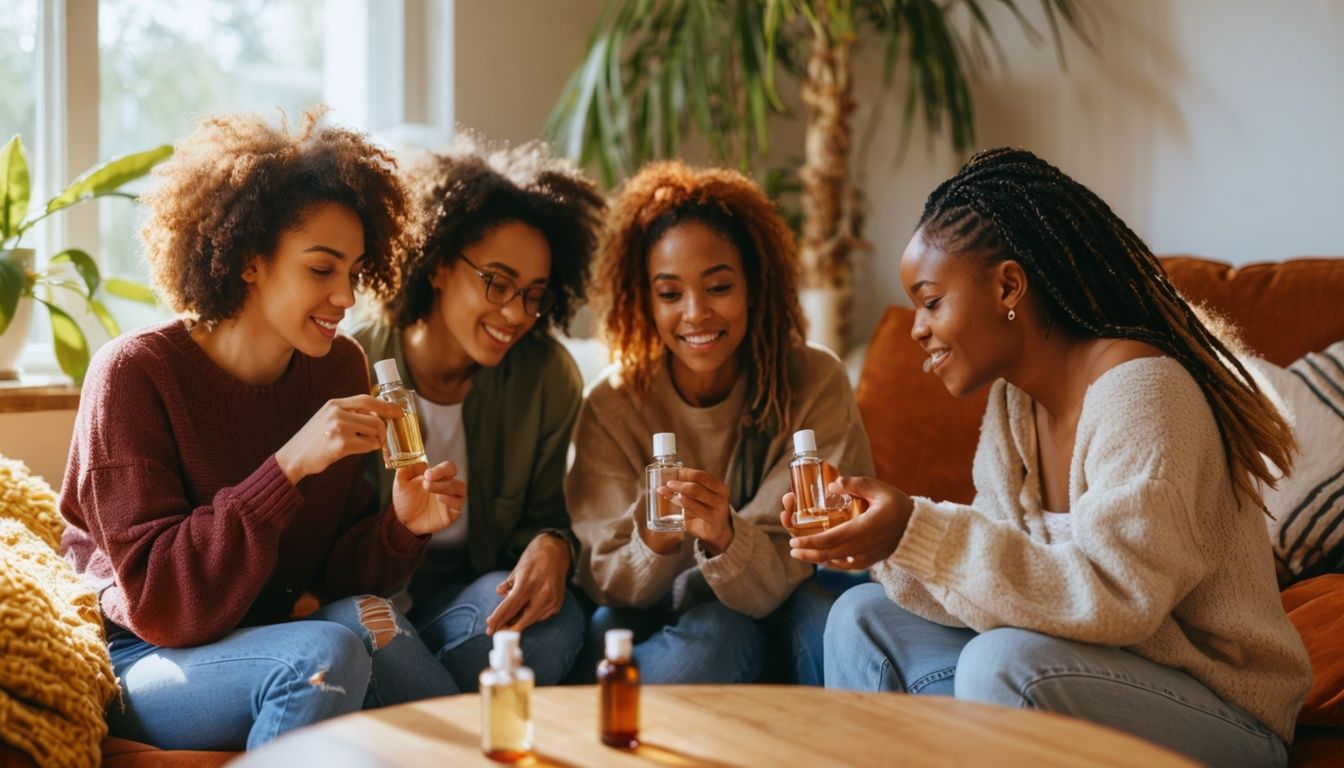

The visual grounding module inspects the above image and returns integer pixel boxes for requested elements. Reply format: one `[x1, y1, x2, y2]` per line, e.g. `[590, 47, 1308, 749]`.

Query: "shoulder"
[313, 334, 373, 395]
[1085, 356, 1206, 417]
[344, 314, 393, 364]
[788, 341, 854, 398]
[515, 332, 583, 388]
[84, 320, 186, 396]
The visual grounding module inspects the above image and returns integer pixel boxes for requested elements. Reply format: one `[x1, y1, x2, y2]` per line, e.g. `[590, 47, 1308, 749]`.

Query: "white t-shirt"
[416, 393, 469, 551]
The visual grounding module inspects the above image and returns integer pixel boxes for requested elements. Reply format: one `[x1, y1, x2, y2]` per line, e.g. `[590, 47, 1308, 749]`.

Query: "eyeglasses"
[457, 253, 555, 318]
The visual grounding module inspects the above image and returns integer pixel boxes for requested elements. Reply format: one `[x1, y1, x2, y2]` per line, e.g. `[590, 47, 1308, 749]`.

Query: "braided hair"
[918, 147, 1295, 507]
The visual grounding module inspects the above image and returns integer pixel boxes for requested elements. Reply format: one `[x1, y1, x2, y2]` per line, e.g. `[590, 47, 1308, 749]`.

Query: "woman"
[567, 161, 873, 684]
[59, 111, 465, 750]
[350, 138, 604, 688]
[793, 148, 1311, 766]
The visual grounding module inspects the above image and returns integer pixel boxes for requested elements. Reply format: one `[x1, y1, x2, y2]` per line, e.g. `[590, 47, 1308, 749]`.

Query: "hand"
[662, 468, 734, 556]
[275, 395, 403, 484]
[487, 533, 571, 634]
[782, 475, 913, 569]
[392, 459, 466, 535]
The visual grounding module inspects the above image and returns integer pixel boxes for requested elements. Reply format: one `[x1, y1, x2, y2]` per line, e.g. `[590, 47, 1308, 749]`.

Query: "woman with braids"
[567, 161, 873, 684]
[59, 111, 465, 750]
[349, 138, 603, 688]
[798, 148, 1310, 765]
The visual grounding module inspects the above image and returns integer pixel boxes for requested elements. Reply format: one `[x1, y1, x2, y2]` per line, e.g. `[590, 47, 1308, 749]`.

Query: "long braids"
[920, 147, 1295, 507]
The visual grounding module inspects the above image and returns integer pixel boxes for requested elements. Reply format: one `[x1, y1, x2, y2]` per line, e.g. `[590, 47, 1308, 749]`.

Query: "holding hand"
[393, 459, 466, 535]
[661, 468, 734, 556]
[781, 475, 914, 569]
[276, 395, 402, 484]
[487, 533, 571, 634]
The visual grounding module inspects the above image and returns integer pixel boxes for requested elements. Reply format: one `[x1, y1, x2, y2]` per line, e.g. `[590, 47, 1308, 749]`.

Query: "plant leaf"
[1, 136, 30, 243]
[0, 254, 25, 334]
[103, 276, 159, 305]
[44, 144, 173, 218]
[50, 248, 100, 296]
[90, 298, 120, 338]
[36, 297, 90, 384]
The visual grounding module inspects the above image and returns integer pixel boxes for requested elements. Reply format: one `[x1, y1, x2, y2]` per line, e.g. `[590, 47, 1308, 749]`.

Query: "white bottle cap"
[605, 628, 634, 662]
[489, 630, 522, 670]
[373, 358, 403, 386]
[793, 429, 817, 453]
[652, 432, 676, 456]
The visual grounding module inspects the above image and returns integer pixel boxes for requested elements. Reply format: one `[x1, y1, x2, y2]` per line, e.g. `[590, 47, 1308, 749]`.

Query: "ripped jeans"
[105, 595, 459, 750]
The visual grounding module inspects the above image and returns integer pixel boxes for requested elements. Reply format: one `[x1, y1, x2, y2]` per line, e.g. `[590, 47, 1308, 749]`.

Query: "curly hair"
[596, 161, 806, 428]
[386, 135, 605, 333]
[140, 108, 408, 324]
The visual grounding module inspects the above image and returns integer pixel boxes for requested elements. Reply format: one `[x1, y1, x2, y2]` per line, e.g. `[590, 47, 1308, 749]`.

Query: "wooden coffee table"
[236, 685, 1197, 767]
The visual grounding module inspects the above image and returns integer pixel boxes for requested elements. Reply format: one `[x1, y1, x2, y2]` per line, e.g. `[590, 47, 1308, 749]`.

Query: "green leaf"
[103, 276, 159, 306]
[1, 136, 30, 243]
[50, 248, 100, 296]
[90, 298, 120, 338]
[37, 297, 90, 384]
[43, 144, 172, 218]
[0, 254, 25, 335]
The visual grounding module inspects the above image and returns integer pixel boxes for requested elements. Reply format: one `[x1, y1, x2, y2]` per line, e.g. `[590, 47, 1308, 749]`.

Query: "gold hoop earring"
[1008, 309, 1016, 321]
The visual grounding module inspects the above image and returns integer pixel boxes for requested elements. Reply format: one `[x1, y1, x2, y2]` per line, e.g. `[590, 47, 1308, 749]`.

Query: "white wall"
[0, 409, 76, 489]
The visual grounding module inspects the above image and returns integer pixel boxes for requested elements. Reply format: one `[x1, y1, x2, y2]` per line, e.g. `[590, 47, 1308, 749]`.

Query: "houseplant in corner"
[0, 135, 171, 383]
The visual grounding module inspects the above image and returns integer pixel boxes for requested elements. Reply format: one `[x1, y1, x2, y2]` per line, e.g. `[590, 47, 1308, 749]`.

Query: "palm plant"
[547, 0, 1086, 350]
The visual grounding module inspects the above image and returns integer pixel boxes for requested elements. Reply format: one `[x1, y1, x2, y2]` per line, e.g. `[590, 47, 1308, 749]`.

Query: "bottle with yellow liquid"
[480, 630, 534, 763]
[373, 358, 426, 469]
[646, 432, 685, 532]
[788, 429, 855, 535]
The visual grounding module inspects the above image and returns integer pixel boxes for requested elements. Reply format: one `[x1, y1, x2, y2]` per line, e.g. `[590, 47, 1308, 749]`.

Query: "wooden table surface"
[235, 684, 1197, 767]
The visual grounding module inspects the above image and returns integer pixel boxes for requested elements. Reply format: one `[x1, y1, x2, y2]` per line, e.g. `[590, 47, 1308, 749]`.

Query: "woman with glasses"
[565, 162, 873, 684]
[350, 137, 605, 689]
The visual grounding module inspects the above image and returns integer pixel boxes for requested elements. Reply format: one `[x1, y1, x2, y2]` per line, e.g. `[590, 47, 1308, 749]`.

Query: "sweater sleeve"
[696, 348, 873, 618]
[316, 470, 428, 599]
[568, 390, 687, 608]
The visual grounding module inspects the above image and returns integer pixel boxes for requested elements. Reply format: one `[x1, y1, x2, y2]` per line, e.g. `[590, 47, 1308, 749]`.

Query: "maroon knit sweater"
[60, 320, 428, 648]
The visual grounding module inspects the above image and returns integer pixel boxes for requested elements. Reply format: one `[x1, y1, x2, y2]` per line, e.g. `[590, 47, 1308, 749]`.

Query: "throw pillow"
[1244, 340, 1344, 583]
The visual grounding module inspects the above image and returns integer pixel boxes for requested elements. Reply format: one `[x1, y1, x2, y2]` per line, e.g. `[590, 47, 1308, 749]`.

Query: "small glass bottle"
[480, 630, 534, 763]
[788, 428, 854, 535]
[646, 432, 685, 532]
[598, 628, 640, 749]
[373, 358, 426, 469]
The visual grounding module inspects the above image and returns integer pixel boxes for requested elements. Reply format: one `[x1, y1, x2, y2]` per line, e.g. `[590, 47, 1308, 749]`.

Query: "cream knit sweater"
[568, 343, 874, 619]
[873, 357, 1311, 742]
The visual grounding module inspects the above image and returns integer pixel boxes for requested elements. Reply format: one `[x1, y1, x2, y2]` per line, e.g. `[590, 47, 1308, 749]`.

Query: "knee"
[954, 627, 1057, 703]
[686, 603, 764, 658]
[285, 622, 372, 692]
[824, 582, 888, 651]
[352, 595, 416, 652]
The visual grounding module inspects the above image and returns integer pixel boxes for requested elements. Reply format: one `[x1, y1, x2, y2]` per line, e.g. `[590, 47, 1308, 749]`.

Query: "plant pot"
[799, 285, 845, 354]
[0, 248, 35, 381]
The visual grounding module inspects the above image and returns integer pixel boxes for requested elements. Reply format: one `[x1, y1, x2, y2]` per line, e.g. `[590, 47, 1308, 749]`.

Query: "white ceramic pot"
[799, 285, 845, 354]
[0, 248, 35, 380]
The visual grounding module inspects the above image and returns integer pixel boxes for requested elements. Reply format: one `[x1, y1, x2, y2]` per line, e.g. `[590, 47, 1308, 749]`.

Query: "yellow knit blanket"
[0, 455, 117, 768]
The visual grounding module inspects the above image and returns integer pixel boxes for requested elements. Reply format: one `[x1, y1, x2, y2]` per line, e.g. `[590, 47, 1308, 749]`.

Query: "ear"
[431, 262, 453, 292]
[995, 260, 1028, 313]
[241, 255, 261, 285]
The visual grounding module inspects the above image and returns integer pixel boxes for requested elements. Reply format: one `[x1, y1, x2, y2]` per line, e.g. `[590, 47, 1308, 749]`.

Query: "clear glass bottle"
[598, 628, 640, 749]
[373, 358, 426, 469]
[646, 432, 685, 532]
[788, 428, 855, 535]
[479, 630, 534, 763]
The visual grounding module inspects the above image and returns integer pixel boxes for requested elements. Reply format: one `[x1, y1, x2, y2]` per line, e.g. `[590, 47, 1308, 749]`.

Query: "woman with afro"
[566, 161, 873, 683]
[60, 111, 463, 750]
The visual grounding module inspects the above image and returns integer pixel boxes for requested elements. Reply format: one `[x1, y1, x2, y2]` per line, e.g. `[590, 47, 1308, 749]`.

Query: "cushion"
[1244, 341, 1344, 583]
[1280, 574, 1344, 727]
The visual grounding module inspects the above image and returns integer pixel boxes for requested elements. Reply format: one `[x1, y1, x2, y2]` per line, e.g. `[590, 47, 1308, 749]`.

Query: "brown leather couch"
[856, 256, 1344, 767]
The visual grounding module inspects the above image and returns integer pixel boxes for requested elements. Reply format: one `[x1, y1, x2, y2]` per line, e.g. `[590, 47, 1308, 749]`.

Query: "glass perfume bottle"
[373, 358, 426, 469]
[598, 628, 640, 749]
[788, 429, 855, 535]
[480, 630, 534, 763]
[646, 432, 685, 532]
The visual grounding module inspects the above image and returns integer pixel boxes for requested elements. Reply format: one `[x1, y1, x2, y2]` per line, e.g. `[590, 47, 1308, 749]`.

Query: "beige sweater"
[873, 357, 1311, 742]
[568, 343, 874, 618]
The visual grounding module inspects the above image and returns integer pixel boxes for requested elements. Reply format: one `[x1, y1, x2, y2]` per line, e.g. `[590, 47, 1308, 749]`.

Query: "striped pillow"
[1248, 341, 1344, 583]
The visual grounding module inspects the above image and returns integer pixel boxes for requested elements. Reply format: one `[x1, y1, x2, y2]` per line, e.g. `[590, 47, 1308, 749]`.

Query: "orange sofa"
[856, 255, 1344, 767]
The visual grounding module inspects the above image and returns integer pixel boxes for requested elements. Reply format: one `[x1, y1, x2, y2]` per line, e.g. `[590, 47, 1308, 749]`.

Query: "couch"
[855, 255, 1344, 767]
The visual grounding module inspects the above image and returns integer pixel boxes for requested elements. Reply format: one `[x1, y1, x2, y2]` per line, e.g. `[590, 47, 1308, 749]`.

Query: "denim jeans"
[569, 600, 765, 684]
[825, 583, 1289, 768]
[106, 595, 459, 750]
[408, 570, 585, 690]
[763, 568, 871, 685]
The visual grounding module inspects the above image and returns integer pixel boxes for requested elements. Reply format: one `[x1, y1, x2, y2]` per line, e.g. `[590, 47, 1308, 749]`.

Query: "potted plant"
[546, 0, 1086, 352]
[0, 135, 170, 383]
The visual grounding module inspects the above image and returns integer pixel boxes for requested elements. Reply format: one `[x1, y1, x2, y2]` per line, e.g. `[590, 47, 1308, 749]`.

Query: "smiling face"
[901, 227, 1023, 397]
[431, 220, 551, 368]
[243, 200, 365, 359]
[647, 220, 750, 402]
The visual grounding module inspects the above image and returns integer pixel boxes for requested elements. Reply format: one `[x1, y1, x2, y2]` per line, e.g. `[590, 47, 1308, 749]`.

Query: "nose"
[499, 293, 529, 324]
[684, 292, 710, 323]
[333, 281, 356, 309]
[910, 311, 931, 343]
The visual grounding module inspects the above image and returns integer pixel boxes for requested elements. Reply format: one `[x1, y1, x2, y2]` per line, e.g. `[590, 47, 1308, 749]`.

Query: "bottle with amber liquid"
[646, 432, 685, 532]
[598, 628, 640, 748]
[480, 630, 534, 763]
[373, 358, 426, 469]
[788, 429, 855, 535]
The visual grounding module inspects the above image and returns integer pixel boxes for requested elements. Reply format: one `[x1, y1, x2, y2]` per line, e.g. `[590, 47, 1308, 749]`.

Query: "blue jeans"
[106, 595, 459, 750]
[408, 570, 585, 690]
[764, 568, 871, 685]
[825, 583, 1289, 767]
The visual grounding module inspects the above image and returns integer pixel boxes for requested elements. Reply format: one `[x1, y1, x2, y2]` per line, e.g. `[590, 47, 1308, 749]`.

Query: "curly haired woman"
[59, 111, 464, 750]
[349, 137, 604, 689]
[566, 161, 874, 684]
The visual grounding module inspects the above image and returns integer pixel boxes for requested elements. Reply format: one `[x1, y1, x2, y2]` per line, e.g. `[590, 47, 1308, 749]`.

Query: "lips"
[923, 349, 950, 374]
[679, 330, 726, 350]
[483, 322, 517, 347]
[311, 316, 341, 340]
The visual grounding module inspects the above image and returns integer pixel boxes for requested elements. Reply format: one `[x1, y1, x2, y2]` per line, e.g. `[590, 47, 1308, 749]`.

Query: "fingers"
[675, 468, 729, 497]
[487, 582, 528, 634]
[828, 474, 893, 503]
[788, 516, 864, 552]
[336, 394, 404, 420]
